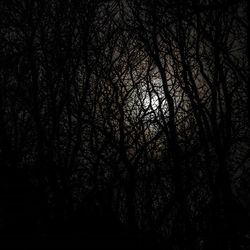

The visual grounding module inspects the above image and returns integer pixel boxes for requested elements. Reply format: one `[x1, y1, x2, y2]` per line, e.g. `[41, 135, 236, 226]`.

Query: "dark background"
[0, 0, 250, 249]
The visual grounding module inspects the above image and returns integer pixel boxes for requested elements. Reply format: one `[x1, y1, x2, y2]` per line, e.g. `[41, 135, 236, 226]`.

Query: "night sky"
[0, 0, 250, 249]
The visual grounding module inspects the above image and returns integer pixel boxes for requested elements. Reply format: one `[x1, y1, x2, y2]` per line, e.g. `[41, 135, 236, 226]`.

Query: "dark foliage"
[0, 0, 250, 249]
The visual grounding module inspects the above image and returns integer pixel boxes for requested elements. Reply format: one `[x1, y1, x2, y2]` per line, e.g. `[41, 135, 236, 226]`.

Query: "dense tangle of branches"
[0, 1, 250, 249]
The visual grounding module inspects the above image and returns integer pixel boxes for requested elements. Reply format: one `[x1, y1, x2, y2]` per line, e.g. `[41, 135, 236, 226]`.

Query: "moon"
[144, 94, 160, 111]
